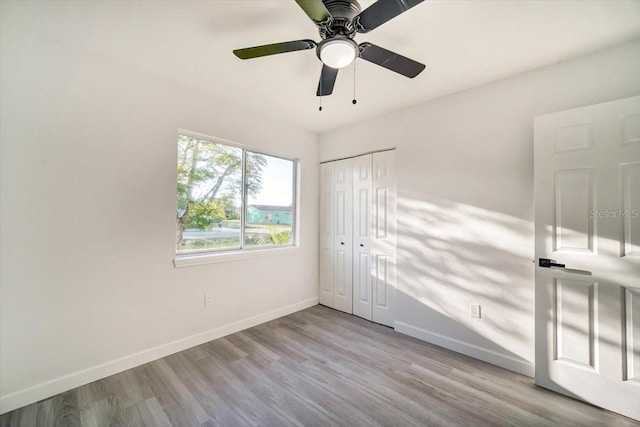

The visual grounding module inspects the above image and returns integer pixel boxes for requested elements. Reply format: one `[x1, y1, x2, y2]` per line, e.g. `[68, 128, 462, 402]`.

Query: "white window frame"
[174, 130, 299, 268]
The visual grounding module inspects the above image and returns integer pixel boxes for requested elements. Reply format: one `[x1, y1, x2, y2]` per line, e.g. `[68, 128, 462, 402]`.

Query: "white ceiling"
[9, 0, 640, 133]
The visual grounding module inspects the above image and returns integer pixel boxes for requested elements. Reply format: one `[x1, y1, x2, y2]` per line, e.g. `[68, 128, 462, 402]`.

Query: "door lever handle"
[539, 258, 565, 268]
[538, 258, 592, 276]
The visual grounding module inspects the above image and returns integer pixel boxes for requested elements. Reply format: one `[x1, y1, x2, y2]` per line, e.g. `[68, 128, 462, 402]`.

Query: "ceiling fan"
[233, 0, 426, 97]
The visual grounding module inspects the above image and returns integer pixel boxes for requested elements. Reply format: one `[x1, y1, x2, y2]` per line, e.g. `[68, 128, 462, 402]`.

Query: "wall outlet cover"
[470, 303, 481, 318]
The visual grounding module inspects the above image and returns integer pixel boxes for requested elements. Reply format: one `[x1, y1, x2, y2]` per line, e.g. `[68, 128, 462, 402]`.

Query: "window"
[176, 134, 296, 256]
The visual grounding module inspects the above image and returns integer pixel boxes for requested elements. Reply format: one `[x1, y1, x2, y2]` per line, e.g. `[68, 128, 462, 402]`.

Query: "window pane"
[176, 135, 242, 253]
[245, 152, 295, 247]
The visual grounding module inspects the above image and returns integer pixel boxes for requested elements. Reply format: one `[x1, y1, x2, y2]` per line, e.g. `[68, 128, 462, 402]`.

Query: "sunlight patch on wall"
[396, 193, 534, 363]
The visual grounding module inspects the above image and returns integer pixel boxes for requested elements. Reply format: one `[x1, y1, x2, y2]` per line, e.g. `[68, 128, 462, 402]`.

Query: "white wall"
[319, 39, 640, 376]
[0, 9, 319, 414]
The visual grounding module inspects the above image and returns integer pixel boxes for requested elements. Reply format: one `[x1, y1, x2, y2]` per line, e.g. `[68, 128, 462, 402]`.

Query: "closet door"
[371, 151, 397, 327]
[352, 154, 373, 320]
[333, 158, 353, 314]
[319, 162, 335, 307]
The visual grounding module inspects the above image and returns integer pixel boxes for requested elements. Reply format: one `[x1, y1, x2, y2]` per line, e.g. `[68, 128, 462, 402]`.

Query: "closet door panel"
[333, 158, 353, 314]
[371, 151, 397, 327]
[319, 162, 335, 307]
[352, 154, 373, 320]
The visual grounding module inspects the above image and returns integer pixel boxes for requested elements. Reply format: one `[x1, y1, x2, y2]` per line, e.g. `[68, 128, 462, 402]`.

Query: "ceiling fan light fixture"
[319, 38, 358, 69]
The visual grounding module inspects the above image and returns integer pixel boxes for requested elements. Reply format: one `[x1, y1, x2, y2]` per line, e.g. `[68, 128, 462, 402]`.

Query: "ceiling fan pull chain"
[319, 72, 323, 111]
[352, 60, 357, 105]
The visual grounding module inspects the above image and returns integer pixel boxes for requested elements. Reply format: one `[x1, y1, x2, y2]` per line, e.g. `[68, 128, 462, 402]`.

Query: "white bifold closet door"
[370, 151, 397, 327]
[319, 162, 335, 307]
[333, 158, 354, 313]
[353, 155, 373, 320]
[320, 151, 396, 328]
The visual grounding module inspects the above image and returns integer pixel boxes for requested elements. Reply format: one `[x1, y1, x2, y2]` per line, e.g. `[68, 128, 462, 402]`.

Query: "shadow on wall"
[394, 190, 633, 384]
[395, 190, 535, 369]
[395, 289, 532, 368]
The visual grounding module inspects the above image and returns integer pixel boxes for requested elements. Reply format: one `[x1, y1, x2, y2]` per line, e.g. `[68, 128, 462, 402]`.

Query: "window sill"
[173, 245, 299, 268]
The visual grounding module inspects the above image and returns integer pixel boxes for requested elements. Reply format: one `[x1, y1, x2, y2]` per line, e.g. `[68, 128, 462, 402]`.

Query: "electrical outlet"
[470, 303, 481, 318]
[204, 293, 212, 307]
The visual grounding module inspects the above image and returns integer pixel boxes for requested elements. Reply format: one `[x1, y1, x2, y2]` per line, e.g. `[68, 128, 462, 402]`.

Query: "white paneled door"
[371, 151, 397, 327]
[319, 162, 335, 307]
[534, 96, 640, 421]
[333, 158, 353, 314]
[353, 155, 373, 320]
[319, 151, 397, 325]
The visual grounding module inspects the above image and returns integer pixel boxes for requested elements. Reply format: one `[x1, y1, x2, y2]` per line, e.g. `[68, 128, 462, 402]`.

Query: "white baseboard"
[394, 321, 534, 378]
[0, 297, 318, 415]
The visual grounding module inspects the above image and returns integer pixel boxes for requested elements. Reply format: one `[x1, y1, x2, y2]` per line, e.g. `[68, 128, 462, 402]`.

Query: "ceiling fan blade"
[359, 43, 425, 78]
[317, 65, 338, 96]
[233, 40, 316, 59]
[354, 0, 424, 33]
[295, 0, 333, 26]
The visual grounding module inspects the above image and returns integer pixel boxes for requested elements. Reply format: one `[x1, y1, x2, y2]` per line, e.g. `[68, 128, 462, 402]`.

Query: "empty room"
[1, 0, 639, 425]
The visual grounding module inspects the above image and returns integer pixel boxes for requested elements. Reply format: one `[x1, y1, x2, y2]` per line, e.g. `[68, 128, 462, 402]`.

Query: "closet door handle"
[340, 242, 344, 245]
[360, 244, 364, 247]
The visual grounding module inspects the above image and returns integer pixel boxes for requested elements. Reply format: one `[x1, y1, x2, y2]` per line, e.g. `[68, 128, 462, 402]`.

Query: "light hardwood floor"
[1, 305, 638, 427]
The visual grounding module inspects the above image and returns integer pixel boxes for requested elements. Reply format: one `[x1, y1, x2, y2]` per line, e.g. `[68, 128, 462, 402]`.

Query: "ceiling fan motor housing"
[319, 0, 362, 39]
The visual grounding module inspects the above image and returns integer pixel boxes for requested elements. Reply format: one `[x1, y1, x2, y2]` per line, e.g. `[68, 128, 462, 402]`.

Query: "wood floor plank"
[35, 391, 81, 427]
[135, 397, 172, 427]
[224, 331, 281, 364]
[79, 395, 123, 427]
[189, 345, 296, 426]
[0, 403, 37, 427]
[137, 358, 209, 426]
[164, 352, 253, 427]
[256, 354, 377, 427]
[2, 305, 639, 426]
